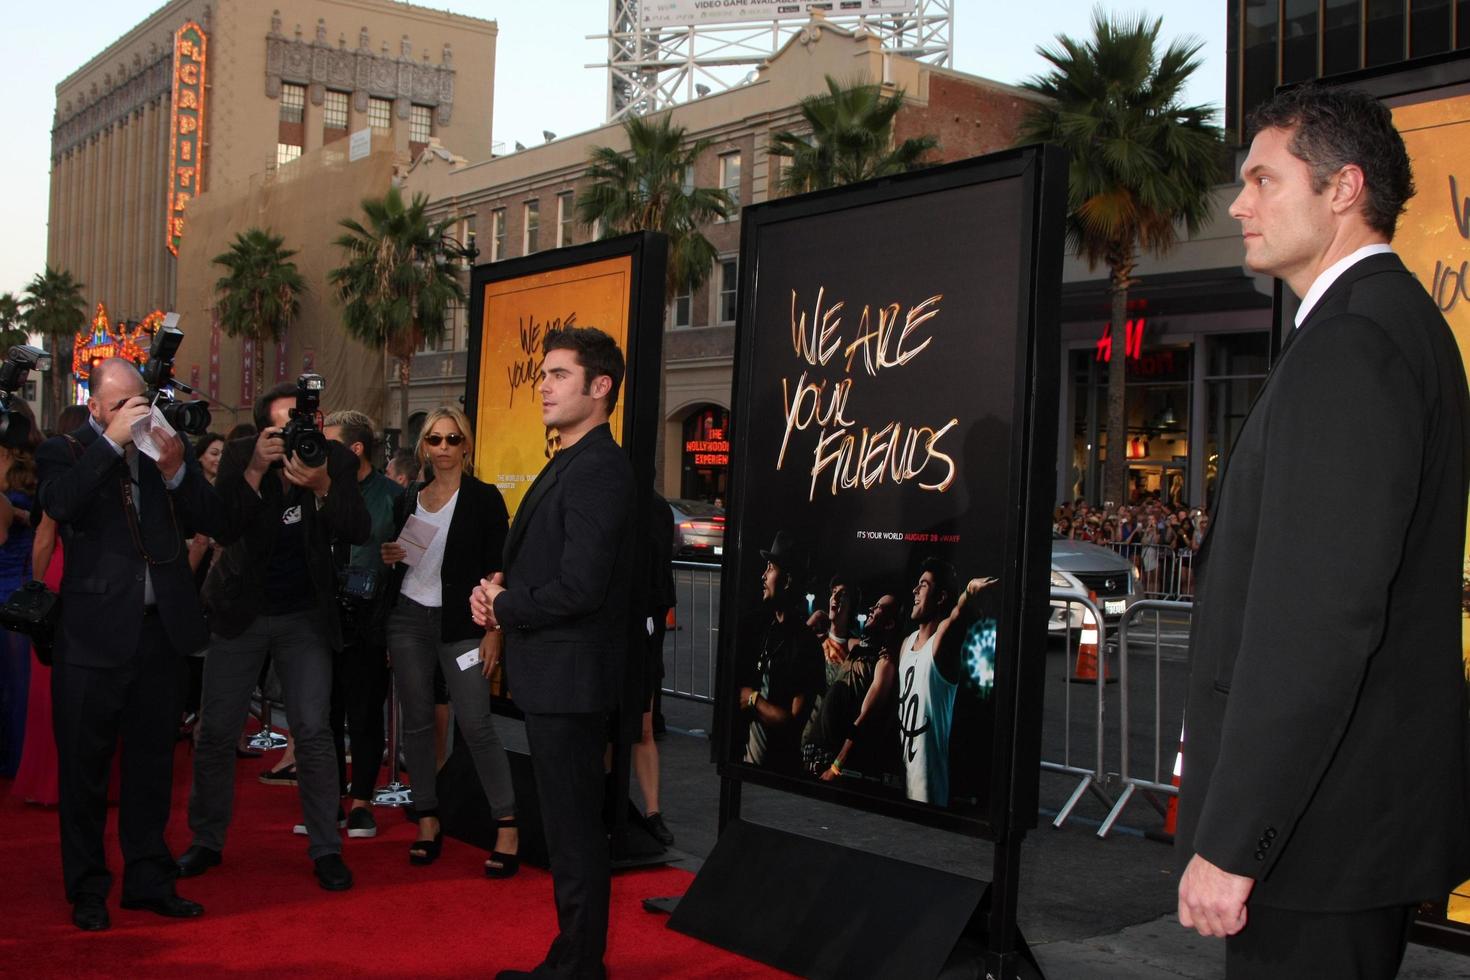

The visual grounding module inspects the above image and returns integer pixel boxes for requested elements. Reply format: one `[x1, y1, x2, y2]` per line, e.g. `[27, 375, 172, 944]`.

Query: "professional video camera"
[0, 345, 50, 450]
[140, 314, 212, 436]
[279, 373, 328, 467]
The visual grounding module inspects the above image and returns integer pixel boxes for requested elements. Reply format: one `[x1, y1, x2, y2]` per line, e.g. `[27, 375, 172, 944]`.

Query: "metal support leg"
[373, 673, 411, 807]
[248, 694, 289, 751]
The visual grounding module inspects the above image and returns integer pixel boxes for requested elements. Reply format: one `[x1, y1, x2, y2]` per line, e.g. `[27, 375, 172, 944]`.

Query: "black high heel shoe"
[484, 818, 520, 879]
[409, 830, 443, 866]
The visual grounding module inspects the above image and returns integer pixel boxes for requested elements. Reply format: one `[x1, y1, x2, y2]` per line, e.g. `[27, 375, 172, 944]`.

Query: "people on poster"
[807, 591, 902, 782]
[737, 531, 824, 776]
[895, 560, 998, 806]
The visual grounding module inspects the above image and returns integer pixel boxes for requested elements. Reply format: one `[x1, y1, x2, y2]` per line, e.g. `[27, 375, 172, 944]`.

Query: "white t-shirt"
[399, 488, 459, 608]
[897, 627, 957, 806]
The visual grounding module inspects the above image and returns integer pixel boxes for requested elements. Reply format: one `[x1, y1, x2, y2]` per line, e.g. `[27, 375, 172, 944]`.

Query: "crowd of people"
[1053, 496, 1209, 554]
[0, 326, 652, 980]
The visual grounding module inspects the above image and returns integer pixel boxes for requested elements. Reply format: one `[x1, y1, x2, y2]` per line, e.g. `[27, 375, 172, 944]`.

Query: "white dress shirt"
[1293, 243, 1395, 327]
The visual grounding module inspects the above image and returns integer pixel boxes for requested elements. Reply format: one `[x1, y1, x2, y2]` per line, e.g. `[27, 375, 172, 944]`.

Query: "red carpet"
[0, 742, 789, 978]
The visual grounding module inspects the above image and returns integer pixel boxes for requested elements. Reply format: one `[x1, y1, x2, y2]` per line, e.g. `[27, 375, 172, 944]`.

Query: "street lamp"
[438, 232, 480, 268]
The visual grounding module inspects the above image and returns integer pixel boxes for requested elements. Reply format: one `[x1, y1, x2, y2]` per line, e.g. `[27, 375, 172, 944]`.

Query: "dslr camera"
[279, 373, 328, 467]
[0, 345, 50, 450]
[141, 315, 212, 436]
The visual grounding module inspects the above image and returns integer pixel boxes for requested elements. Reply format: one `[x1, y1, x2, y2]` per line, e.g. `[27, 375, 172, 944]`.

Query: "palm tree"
[770, 75, 938, 194]
[329, 185, 463, 431]
[212, 229, 307, 398]
[1017, 10, 1224, 507]
[0, 294, 28, 351]
[576, 112, 733, 299]
[20, 266, 88, 423]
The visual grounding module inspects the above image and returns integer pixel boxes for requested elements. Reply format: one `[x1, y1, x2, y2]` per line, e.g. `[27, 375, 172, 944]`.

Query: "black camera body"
[141, 317, 211, 436]
[0, 345, 50, 450]
[280, 373, 328, 468]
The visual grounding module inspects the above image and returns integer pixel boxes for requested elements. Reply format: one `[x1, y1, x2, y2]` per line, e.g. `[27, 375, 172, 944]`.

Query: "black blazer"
[493, 423, 636, 714]
[201, 436, 370, 650]
[37, 423, 225, 666]
[387, 472, 509, 643]
[1177, 253, 1470, 911]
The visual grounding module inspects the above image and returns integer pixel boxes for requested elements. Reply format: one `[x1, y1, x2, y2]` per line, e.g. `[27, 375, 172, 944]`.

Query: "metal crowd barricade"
[661, 559, 722, 703]
[1097, 598, 1194, 839]
[1041, 588, 1116, 829]
[1100, 541, 1195, 601]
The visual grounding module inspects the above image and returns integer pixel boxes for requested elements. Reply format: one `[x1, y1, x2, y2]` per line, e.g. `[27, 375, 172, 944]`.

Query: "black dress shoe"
[493, 972, 534, 980]
[120, 894, 204, 918]
[72, 895, 110, 931]
[176, 844, 222, 878]
[313, 852, 353, 891]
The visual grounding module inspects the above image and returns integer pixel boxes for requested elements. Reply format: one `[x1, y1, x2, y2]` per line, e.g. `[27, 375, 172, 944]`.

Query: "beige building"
[401, 23, 1044, 500]
[48, 0, 495, 425]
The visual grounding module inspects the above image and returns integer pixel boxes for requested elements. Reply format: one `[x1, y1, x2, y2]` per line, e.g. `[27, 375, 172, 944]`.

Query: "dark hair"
[387, 449, 420, 479]
[543, 326, 625, 412]
[828, 573, 863, 616]
[918, 557, 958, 613]
[1248, 84, 1415, 239]
[226, 422, 258, 441]
[194, 431, 224, 459]
[253, 381, 299, 431]
[55, 404, 90, 436]
[323, 409, 376, 460]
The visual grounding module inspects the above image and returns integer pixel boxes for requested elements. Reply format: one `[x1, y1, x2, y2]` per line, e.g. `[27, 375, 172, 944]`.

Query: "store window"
[1203, 331, 1270, 507]
[681, 405, 731, 503]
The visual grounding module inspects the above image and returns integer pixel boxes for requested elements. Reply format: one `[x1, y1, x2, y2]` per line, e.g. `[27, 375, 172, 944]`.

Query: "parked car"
[670, 498, 725, 561]
[1049, 534, 1139, 632]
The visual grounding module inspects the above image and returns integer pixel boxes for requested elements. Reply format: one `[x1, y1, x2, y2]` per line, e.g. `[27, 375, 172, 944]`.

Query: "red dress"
[11, 544, 62, 805]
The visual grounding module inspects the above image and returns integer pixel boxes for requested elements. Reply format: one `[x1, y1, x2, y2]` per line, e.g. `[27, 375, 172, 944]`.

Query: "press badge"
[455, 648, 482, 672]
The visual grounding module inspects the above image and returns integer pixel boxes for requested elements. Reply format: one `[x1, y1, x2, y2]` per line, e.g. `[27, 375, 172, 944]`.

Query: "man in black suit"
[38, 357, 225, 930]
[1176, 85, 1470, 977]
[471, 326, 635, 980]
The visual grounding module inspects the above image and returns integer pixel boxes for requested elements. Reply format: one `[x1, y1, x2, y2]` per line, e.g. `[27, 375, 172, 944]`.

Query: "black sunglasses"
[424, 432, 465, 447]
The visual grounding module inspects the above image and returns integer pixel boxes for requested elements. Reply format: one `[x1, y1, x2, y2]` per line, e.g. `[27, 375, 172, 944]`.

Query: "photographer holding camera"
[179, 377, 368, 892]
[37, 356, 226, 931]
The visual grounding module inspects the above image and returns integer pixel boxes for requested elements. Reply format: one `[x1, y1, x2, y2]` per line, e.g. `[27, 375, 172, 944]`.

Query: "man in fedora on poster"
[1176, 84, 1470, 977]
[738, 531, 823, 777]
[471, 326, 635, 980]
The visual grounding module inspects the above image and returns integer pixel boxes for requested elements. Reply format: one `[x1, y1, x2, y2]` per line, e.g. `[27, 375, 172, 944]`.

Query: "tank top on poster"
[897, 628, 957, 806]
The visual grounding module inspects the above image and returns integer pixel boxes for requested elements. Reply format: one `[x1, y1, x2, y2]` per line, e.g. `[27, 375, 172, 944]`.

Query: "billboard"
[640, 0, 915, 30]
[166, 21, 207, 256]
[712, 147, 1065, 837]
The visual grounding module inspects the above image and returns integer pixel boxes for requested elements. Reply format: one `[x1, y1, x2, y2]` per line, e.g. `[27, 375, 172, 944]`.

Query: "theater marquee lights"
[166, 21, 207, 256]
[72, 305, 157, 384]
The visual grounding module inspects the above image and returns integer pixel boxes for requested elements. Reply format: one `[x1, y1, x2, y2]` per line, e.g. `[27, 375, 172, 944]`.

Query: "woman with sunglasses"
[382, 407, 519, 877]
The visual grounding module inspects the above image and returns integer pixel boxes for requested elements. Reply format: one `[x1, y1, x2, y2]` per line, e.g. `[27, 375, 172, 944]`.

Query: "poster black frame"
[709, 146, 1067, 841]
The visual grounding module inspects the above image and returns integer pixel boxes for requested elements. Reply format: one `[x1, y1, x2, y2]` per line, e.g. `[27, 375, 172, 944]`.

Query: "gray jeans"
[188, 610, 341, 860]
[387, 598, 515, 819]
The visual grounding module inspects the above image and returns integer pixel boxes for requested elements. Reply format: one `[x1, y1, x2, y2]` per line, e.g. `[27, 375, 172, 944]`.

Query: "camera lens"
[162, 399, 212, 437]
[293, 428, 328, 468]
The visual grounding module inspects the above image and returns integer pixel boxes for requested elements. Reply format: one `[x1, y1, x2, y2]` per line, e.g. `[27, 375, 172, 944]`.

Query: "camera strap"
[119, 457, 182, 567]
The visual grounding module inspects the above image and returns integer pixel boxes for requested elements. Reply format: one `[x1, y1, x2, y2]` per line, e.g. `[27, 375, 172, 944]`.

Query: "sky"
[0, 0, 1225, 300]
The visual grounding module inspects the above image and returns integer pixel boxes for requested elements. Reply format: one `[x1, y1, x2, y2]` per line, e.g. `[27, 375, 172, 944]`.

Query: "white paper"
[394, 513, 438, 566]
[455, 647, 482, 672]
[130, 407, 178, 462]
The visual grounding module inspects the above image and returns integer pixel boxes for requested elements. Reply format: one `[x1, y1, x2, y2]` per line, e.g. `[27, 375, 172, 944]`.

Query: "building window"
[491, 208, 506, 260]
[276, 142, 302, 167]
[323, 90, 349, 131]
[671, 284, 692, 328]
[368, 97, 393, 131]
[681, 166, 694, 195]
[717, 259, 738, 324]
[524, 199, 540, 254]
[410, 104, 432, 145]
[279, 83, 305, 124]
[557, 191, 575, 248]
[462, 214, 477, 268]
[720, 151, 742, 213]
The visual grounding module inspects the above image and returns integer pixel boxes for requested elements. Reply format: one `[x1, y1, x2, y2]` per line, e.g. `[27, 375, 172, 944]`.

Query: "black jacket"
[493, 423, 636, 714]
[387, 472, 510, 643]
[201, 436, 370, 649]
[1177, 253, 1470, 911]
[38, 422, 225, 665]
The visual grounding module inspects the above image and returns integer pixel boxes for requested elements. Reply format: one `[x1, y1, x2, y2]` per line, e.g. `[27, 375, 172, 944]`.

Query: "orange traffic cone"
[665, 607, 677, 630]
[1163, 735, 1183, 836]
[1070, 596, 1108, 681]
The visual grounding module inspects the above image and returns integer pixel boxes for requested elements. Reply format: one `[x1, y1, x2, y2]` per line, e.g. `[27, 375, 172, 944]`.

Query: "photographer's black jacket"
[202, 436, 369, 649]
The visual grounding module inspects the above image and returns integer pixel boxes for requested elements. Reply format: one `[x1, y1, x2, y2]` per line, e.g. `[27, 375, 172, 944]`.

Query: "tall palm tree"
[20, 266, 88, 423]
[576, 112, 733, 298]
[1017, 10, 1224, 507]
[770, 75, 938, 195]
[212, 228, 307, 399]
[0, 294, 28, 351]
[329, 185, 463, 431]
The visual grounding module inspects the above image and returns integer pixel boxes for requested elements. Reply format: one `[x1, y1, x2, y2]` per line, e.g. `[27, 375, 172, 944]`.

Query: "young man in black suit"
[1176, 85, 1470, 977]
[38, 357, 226, 930]
[471, 326, 635, 980]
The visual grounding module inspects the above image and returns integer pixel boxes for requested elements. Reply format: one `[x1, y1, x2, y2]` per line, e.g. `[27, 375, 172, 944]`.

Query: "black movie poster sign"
[715, 148, 1064, 838]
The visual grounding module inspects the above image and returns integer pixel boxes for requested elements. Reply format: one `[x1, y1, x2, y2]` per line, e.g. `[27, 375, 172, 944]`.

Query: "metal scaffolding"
[594, 0, 954, 121]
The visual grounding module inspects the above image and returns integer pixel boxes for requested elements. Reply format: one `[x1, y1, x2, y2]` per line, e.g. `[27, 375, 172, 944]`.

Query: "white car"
[1049, 535, 1140, 632]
